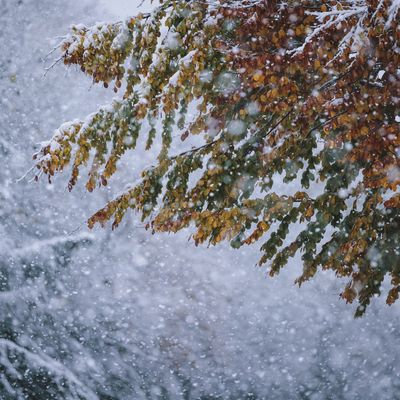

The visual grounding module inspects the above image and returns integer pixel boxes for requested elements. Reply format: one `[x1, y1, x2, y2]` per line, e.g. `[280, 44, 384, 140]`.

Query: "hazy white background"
[100, 0, 152, 17]
[1, 1, 399, 399]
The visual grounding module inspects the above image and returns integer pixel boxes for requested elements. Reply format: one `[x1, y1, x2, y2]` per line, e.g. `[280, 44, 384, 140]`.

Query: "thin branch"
[43, 54, 64, 76]
[42, 38, 65, 61]
[171, 139, 218, 160]
[16, 165, 36, 182]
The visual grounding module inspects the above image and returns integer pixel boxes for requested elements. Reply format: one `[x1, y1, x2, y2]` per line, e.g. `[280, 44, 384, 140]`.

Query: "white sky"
[100, 0, 154, 17]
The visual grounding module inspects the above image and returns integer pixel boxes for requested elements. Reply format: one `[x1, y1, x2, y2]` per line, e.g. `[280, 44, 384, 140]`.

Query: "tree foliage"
[35, 0, 400, 315]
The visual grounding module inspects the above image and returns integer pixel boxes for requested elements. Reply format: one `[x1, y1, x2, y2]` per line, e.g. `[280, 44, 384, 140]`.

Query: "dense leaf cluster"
[35, 0, 400, 315]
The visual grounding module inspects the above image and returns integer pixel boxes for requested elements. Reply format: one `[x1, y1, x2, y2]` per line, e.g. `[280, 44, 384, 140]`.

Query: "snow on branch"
[291, 0, 399, 59]
[9, 232, 93, 258]
[0, 339, 98, 400]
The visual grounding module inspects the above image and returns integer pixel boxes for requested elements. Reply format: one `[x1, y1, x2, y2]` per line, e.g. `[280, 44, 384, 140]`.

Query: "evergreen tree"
[35, 0, 400, 315]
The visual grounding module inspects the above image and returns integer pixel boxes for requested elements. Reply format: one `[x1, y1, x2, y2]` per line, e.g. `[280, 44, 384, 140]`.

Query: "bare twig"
[43, 55, 64, 76]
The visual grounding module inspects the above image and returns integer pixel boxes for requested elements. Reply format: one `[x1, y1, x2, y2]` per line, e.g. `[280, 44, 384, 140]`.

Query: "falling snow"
[1, 1, 400, 399]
